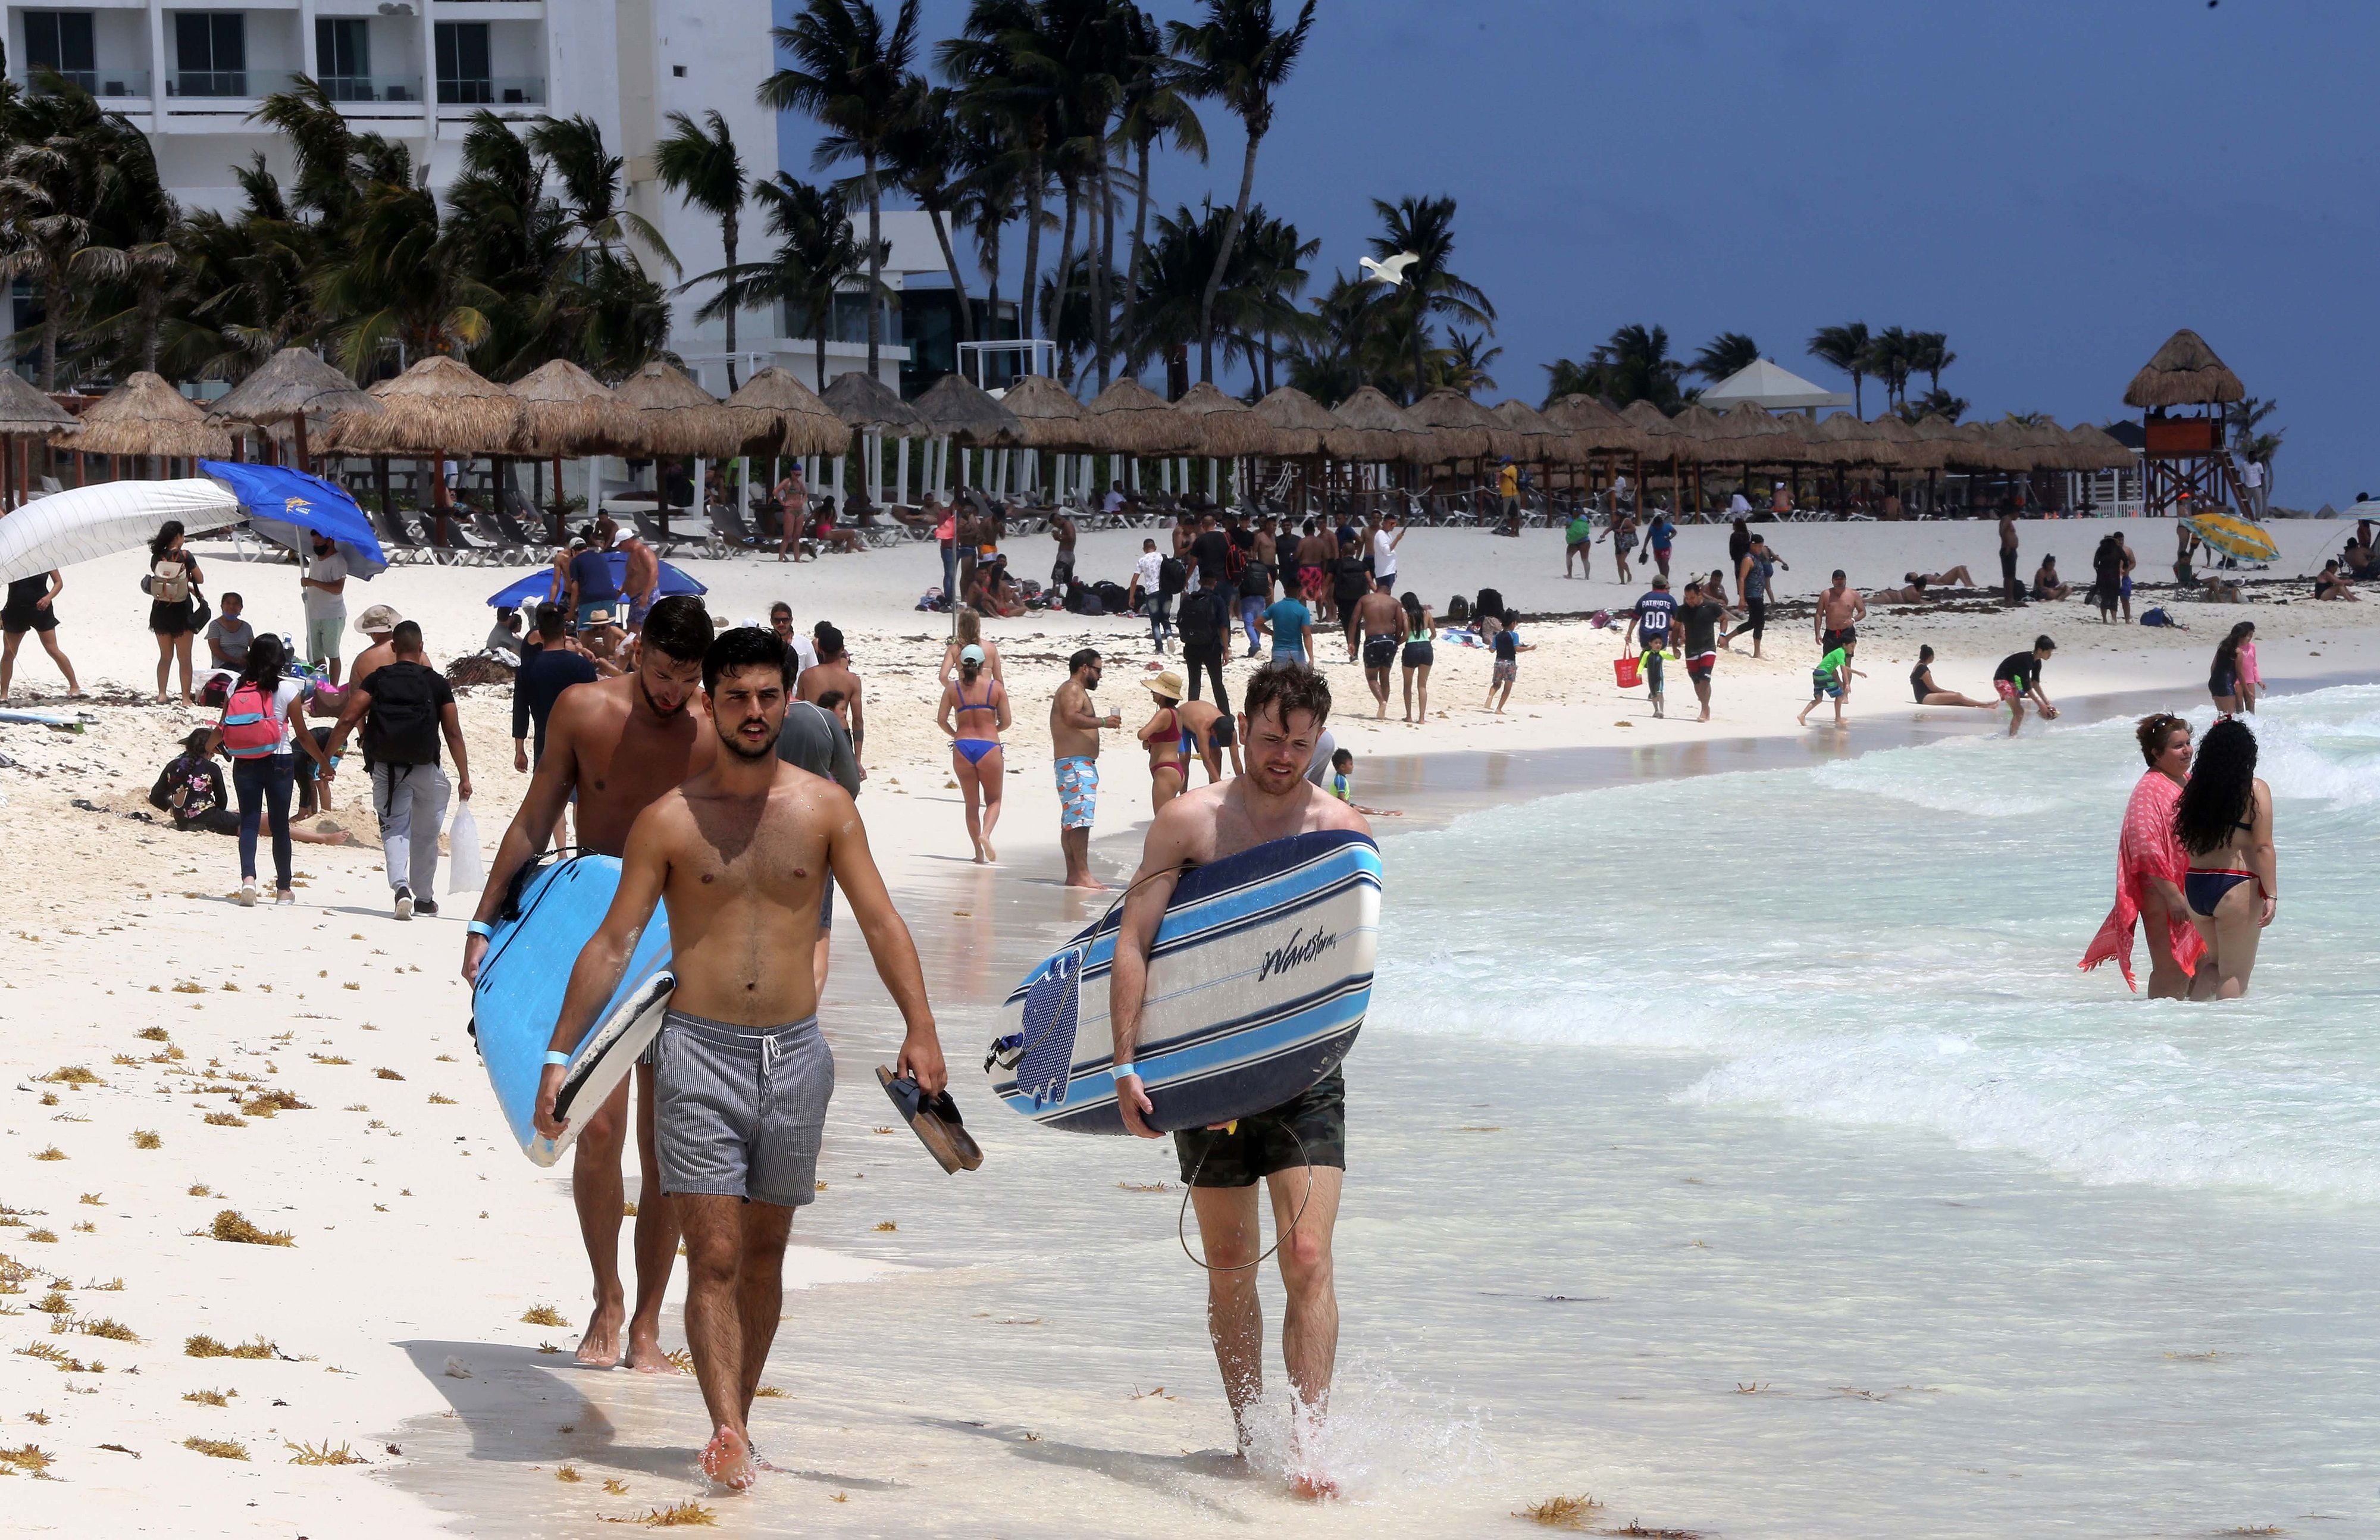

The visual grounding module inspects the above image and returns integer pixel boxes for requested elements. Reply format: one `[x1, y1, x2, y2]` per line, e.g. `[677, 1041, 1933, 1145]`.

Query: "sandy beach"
[5, 515, 2377, 1535]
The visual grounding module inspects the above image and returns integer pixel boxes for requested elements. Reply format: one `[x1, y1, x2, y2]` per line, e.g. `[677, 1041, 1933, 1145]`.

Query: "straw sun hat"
[1143, 670, 1186, 700]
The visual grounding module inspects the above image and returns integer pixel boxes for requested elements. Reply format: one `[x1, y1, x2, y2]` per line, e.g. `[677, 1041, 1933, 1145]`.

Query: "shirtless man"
[534, 625, 946, 1494]
[1049, 508, 1079, 594]
[797, 623, 865, 779]
[1177, 696, 1241, 783]
[617, 525, 660, 637]
[1110, 663, 1368, 1495]
[1292, 519, 1335, 624]
[347, 603, 402, 691]
[1136, 669, 1191, 812]
[1999, 509, 2022, 603]
[464, 596, 716, 1372]
[1814, 569, 1867, 659]
[1351, 578, 1405, 719]
[1050, 648, 1122, 888]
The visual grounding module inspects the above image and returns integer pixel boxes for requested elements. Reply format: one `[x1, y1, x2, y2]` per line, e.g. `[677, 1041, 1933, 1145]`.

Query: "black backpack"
[1177, 589, 1221, 645]
[1158, 555, 1186, 595]
[1094, 579, 1132, 615]
[362, 661, 444, 766]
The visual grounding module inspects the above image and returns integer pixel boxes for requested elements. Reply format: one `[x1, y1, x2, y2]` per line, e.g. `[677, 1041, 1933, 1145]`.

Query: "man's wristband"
[543, 1050, 571, 1067]
[466, 921, 494, 940]
[1113, 1062, 1139, 1081]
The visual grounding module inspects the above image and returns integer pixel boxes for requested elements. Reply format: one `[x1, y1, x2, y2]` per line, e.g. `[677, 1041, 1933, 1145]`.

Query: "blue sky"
[773, 1, 2376, 505]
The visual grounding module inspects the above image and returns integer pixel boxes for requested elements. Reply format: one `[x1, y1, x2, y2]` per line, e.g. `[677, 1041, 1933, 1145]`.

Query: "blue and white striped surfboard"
[988, 829, 1380, 1135]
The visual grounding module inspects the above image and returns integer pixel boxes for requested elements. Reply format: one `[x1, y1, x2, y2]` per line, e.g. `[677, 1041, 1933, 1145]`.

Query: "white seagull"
[1360, 251, 1418, 287]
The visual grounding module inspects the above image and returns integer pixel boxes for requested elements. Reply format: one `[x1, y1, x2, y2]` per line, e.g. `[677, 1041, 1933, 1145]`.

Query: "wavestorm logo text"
[1257, 926, 1338, 982]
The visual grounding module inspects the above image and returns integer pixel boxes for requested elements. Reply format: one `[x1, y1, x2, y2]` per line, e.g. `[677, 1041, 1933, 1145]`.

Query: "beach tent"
[484, 554, 707, 611]
[0, 477, 239, 583]
[199, 460, 387, 579]
[1697, 358, 1852, 414]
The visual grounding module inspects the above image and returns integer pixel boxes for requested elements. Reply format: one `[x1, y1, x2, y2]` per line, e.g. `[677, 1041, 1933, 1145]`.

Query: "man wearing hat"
[349, 603, 403, 691]
[1133, 668, 1192, 812]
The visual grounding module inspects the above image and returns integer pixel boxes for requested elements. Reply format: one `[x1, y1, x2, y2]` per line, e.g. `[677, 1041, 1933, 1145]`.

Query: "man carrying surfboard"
[1108, 662, 1371, 1497]
[462, 595, 716, 1373]
[533, 625, 949, 1494]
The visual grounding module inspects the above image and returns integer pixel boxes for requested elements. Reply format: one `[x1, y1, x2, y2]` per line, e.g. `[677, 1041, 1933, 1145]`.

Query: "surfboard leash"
[1176, 1124, 1315, 1273]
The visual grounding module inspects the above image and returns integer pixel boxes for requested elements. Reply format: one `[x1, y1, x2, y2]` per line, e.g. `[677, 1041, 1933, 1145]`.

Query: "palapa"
[2122, 328, 2245, 409]
[508, 359, 639, 456]
[1542, 394, 1643, 457]
[1805, 411, 1897, 468]
[2063, 422, 2137, 472]
[1402, 389, 1500, 462]
[1084, 378, 1195, 456]
[1326, 386, 1430, 463]
[820, 369, 929, 438]
[1666, 403, 1732, 465]
[996, 373, 1113, 452]
[1714, 402, 1813, 465]
[0, 370, 80, 435]
[610, 361, 754, 458]
[1487, 399, 1562, 463]
[913, 373, 1022, 446]
[206, 348, 377, 425]
[1248, 387, 1337, 457]
[62, 371, 233, 458]
[325, 355, 524, 456]
[726, 367, 848, 459]
[1619, 397, 1682, 458]
[1172, 381, 1279, 458]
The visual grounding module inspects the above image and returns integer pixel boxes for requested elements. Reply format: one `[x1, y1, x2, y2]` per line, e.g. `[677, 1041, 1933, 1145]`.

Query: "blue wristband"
[1114, 1063, 1140, 1081]
[543, 1050, 571, 1067]
[466, 921, 494, 939]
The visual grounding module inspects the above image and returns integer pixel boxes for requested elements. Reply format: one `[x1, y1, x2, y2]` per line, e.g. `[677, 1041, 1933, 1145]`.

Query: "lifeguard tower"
[2122, 328, 2247, 517]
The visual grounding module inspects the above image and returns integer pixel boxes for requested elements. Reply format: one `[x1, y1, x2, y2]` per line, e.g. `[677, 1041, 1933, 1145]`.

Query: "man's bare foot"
[1288, 1467, 1339, 1501]
[624, 1326, 683, 1375]
[1064, 874, 1110, 890]
[575, 1301, 625, 1367]
[700, 1425, 757, 1492]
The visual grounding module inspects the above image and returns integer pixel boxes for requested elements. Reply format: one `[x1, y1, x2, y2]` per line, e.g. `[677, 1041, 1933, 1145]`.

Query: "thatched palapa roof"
[913, 373, 1022, 446]
[1248, 387, 1336, 457]
[610, 362, 754, 458]
[820, 370, 928, 439]
[63, 371, 234, 458]
[1619, 398, 1681, 458]
[326, 355, 524, 456]
[2123, 328, 2244, 409]
[207, 348, 377, 426]
[726, 367, 848, 458]
[1665, 403, 1730, 464]
[1326, 386, 1430, 463]
[1402, 389, 1499, 462]
[996, 373, 1111, 452]
[2064, 422, 2137, 472]
[508, 359, 638, 456]
[1084, 378, 1194, 456]
[1714, 402, 1813, 465]
[1171, 381, 1278, 458]
[1487, 399, 1561, 462]
[1541, 395, 1642, 456]
[0, 371, 79, 436]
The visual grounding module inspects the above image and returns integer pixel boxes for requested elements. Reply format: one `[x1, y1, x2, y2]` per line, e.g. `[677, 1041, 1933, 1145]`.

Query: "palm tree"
[530, 115, 675, 277]
[1111, 7, 1203, 387]
[1906, 330, 1955, 395]
[653, 109, 749, 388]
[1864, 325, 1916, 411]
[1169, 0, 1317, 385]
[767, 0, 920, 382]
[1690, 331, 1758, 384]
[1900, 387, 1966, 423]
[884, 80, 976, 345]
[1234, 208, 1314, 396]
[2225, 395, 2283, 485]
[1367, 193, 1493, 405]
[1435, 330, 1500, 396]
[696, 174, 876, 392]
[952, 111, 1030, 348]
[1541, 323, 1687, 412]
[57, 110, 186, 377]
[941, 1, 1060, 363]
[0, 88, 108, 386]
[1806, 322, 1872, 417]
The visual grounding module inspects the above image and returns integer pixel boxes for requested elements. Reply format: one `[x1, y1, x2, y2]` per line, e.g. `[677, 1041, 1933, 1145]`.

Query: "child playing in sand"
[1485, 616, 1533, 715]
[1798, 644, 1863, 727]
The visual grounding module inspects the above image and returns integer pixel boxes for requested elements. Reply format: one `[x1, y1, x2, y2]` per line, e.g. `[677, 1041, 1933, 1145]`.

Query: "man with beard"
[463, 595, 715, 1372]
[536, 625, 947, 1493]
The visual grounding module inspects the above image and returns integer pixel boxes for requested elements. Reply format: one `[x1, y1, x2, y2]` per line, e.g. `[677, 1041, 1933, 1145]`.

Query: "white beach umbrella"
[0, 477, 242, 584]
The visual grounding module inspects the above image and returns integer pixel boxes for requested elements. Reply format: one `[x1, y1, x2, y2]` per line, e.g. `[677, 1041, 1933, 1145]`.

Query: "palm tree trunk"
[1199, 127, 1264, 386]
[864, 151, 884, 379]
[140, 286, 163, 375]
[1054, 181, 1076, 359]
[929, 209, 973, 343]
[1852, 373, 1864, 418]
[1093, 154, 1115, 392]
[40, 295, 60, 392]
[1021, 162, 1045, 350]
[721, 211, 740, 391]
[1123, 137, 1152, 372]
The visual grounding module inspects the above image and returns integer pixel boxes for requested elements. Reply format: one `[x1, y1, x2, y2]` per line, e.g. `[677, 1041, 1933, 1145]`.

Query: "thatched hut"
[1402, 388, 1498, 463]
[2123, 329, 2244, 409]
[1084, 378, 1195, 456]
[610, 361, 753, 458]
[1249, 387, 1335, 458]
[913, 373, 1022, 447]
[1715, 402, 1812, 465]
[1543, 395, 1643, 457]
[1172, 381, 1279, 459]
[1326, 386, 1430, 463]
[207, 348, 377, 469]
[997, 373, 1112, 452]
[2064, 422, 2137, 472]
[509, 359, 637, 458]
[725, 368, 847, 459]
[326, 355, 524, 456]
[65, 371, 234, 461]
[1487, 399, 1562, 463]
[0, 372, 77, 505]
[820, 370, 928, 438]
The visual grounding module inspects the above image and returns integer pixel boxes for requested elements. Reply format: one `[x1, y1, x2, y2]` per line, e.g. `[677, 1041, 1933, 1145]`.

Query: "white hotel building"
[3, 1, 925, 394]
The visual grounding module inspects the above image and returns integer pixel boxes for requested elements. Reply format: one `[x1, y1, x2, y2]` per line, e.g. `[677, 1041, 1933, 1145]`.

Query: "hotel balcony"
[434, 73, 543, 107]
[321, 74, 424, 105]
[14, 67, 151, 101]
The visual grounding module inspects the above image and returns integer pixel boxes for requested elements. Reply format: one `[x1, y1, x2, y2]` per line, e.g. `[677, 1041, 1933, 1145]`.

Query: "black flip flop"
[877, 1066, 984, 1174]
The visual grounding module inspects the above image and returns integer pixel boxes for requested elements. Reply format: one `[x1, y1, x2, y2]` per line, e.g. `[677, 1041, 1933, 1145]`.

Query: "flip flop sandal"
[877, 1065, 984, 1174]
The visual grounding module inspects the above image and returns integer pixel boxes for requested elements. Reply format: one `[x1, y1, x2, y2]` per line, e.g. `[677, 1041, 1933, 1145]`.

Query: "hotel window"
[434, 21, 491, 105]
[316, 17, 370, 99]
[23, 11, 97, 88]
[173, 11, 248, 98]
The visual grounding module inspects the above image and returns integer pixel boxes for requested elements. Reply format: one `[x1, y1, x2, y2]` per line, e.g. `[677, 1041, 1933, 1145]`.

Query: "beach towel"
[2078, 770, 2204, 991]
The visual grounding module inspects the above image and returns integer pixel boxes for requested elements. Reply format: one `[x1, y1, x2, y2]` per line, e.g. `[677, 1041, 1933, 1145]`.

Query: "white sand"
[2, 514, 2374, 1529]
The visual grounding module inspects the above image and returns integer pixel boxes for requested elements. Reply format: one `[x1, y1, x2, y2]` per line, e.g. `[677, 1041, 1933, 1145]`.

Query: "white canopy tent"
[1699, 358, 1853, 415]
[0, 478, 242, 584]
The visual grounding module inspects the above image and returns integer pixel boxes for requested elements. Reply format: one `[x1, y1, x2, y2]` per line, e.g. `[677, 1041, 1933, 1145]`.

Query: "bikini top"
[954, 677, 1001, 720]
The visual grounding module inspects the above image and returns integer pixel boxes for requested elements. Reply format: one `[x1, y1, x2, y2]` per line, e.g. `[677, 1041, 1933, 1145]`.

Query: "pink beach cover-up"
[2079, 769, 2205, 990]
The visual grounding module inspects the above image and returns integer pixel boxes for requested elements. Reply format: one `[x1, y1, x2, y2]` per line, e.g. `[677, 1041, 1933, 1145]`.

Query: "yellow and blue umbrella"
[2184, 512, 2279, 562]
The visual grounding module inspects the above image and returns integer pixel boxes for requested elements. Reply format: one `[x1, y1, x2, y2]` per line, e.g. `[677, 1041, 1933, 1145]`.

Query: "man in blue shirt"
[1261, 594, 1313, 666]
[566, 521, 625, 647]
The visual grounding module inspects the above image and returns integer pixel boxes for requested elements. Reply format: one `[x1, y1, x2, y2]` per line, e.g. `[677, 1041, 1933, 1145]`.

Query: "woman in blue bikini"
[935, 643, 1010, 864]
[2173, 716, 2277, 1000]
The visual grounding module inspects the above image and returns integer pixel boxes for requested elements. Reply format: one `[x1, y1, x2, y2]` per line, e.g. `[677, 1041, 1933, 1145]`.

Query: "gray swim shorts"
[653, 1010, 834, 1209]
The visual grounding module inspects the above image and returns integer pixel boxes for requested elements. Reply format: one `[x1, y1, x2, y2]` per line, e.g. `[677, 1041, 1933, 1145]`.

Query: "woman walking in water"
[1398, 591, 1435, 724]
[2174, 716, 2277, 1000]
[2207, 621, 2254, 715]
[2080, 713, 2203, 997]
[935, 643, 1009, 863]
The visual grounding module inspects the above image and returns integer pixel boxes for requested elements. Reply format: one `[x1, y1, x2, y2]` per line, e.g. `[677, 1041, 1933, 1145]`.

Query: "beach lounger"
[371, 501, 433, 565]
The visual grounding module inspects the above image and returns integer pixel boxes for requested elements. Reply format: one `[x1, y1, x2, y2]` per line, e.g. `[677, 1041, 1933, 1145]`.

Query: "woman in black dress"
[1, 568, 80, 699]
[148, 519, 204, 705]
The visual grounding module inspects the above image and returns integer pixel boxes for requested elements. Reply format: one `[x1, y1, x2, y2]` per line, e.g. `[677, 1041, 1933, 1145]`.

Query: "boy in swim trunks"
[535, 625, 948, 1495]
[1797, 644, 1862, 727]
[1050, 649, 1122, 888]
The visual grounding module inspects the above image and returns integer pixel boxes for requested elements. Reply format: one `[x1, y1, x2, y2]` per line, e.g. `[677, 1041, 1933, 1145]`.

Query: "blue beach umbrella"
[199, 459, 388, 578]
[483, 554, 707, 611]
